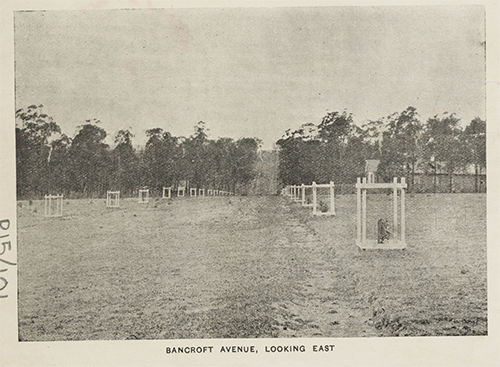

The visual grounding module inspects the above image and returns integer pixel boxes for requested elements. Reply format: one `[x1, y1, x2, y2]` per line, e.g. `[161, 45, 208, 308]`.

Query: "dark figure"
[377, 218, 391, 244]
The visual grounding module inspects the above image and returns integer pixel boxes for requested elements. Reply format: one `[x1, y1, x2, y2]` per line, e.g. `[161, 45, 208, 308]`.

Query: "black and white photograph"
[0, 0, 498, 366]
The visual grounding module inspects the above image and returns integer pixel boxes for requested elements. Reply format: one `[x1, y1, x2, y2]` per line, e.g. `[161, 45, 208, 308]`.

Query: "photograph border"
[1, 0, 499, 366]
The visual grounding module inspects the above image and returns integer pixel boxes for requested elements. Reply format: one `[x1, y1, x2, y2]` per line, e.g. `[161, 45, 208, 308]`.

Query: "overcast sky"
[14, 5, 485, 149]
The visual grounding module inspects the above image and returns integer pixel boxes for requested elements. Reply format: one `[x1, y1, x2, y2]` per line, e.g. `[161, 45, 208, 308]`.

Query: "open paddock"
[17, 193, 487, 340]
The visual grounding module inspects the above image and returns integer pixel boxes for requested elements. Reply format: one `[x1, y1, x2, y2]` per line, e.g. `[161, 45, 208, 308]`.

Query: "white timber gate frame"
[312, 181, 335, 216]
[106, 191, 120, 208]
[138, 189, 149, 203]
[301, 184, 313, 207]
[293, 185, 301, 202]
[356, 177, 407, 250]
[44, 194, 63, 217]
[162, 187, 172, 199]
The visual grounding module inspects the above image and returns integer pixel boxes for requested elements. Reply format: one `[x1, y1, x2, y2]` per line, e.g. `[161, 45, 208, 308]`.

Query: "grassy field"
[17, 193, 487, 341]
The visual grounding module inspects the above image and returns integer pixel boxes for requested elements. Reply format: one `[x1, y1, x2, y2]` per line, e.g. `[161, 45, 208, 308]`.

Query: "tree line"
[276, 106, 486, 193]
[16, 105, 260, 199]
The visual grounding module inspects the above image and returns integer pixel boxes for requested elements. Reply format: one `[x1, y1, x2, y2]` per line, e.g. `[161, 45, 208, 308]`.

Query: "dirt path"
[264, 198, 379, 338]
[139, 195, 377, 339]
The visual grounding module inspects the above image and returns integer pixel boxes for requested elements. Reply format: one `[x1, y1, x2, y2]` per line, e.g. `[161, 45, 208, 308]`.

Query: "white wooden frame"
[312, 181, 335, 216]
[290, 185, 299, 202]
[367, 172, 375, 183]
[162, 187, 171, 199]
[290, 185, 297, 201]
[44, 194, 63, 217]
[301, 184, 313, 207]
[177, 187, 185, 197]
[199, 188, 205, 197]
[356, 177, 407, 250]
[190, 188, 197, 197]
[106, 191, 120, 208]
[138, 189, 149, 203]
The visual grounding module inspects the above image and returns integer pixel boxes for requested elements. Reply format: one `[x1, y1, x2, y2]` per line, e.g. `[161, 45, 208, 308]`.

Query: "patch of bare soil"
[17, 194, 487, 340]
